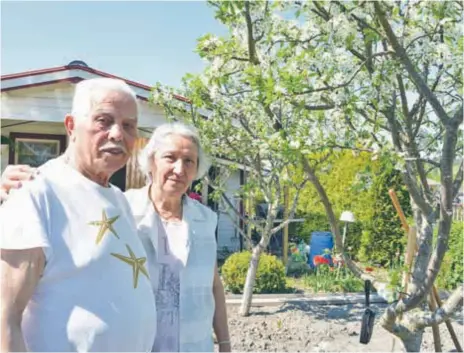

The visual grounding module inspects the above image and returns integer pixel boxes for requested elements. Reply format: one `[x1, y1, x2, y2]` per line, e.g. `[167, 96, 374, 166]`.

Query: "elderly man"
[0, 78, 157, 352]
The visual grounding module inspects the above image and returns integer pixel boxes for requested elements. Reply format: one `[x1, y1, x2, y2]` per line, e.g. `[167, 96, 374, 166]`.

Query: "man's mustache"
[99, 143, 128, 154]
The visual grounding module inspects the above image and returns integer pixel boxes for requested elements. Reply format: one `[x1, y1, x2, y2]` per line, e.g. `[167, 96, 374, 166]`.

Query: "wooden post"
[388, 189, 410, 233]
[428, 293, 443, 352]
[402, 226, 417, 295]
[389, 189, 462, 352]
[433, 286, 463, 352]
[283, 185, 289, 265]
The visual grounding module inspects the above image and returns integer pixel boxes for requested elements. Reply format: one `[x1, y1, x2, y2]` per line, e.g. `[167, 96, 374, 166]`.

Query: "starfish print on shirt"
[111, 244, 150, 289]
[89, 210, 120, 244]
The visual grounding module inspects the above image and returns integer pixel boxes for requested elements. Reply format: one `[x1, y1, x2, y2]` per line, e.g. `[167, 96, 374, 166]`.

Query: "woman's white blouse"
[124, 186, 218, 352]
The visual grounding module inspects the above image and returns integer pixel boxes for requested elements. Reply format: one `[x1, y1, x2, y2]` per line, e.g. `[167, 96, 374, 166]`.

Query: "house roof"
[1, 60, 189, 103]
[1, 62, 248, 171]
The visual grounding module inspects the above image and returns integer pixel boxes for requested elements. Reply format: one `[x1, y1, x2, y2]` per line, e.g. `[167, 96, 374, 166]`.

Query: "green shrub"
[221, 251, 287, 294]
[436, 221, 464, 290]
[342, 220, 363, 259]
[357, 159, 411, 266]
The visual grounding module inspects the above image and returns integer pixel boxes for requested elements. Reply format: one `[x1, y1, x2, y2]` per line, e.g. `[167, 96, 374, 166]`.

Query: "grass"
[285, 265, 365, 294]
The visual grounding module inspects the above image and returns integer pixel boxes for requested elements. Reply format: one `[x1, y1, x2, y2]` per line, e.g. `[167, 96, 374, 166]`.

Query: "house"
[1, 60, 244, 255]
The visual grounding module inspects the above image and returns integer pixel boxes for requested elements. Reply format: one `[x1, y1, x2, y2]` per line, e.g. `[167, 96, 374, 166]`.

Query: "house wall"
[2, 82, 74, 123]
[1, 81, 172, 129]
[216, 169, 242, 256]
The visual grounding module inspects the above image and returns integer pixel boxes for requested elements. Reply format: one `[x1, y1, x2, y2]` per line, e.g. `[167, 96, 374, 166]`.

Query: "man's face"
[67, 90, 138, 178]
[151, 135, 199, 197]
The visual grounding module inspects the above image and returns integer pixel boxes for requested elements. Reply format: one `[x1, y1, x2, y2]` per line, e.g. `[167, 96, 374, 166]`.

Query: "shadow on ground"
[250, 301, 464, 327]
[250, 302, 385, 324]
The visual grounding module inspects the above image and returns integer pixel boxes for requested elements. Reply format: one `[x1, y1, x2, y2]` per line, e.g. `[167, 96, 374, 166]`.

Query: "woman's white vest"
[124, 185, 218, 352]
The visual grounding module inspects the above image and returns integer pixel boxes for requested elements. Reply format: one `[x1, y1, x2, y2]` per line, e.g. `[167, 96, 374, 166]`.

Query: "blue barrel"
[308, 231, 334, 268]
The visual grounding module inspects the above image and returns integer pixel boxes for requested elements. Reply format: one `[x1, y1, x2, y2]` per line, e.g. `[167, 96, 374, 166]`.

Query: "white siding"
[2, 83, 75, 123]
[1, 120, 67, 136]
[1, 82, 168, 129]
[216, 169, 242, 254]
[137, 101, 168, 129]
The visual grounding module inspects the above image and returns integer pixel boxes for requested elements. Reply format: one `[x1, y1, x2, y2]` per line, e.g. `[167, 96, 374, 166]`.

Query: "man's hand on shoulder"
[0, 165, 36, 204]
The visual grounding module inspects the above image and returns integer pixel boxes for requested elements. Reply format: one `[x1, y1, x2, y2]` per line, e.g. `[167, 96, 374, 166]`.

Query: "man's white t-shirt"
[0, 158, 157, 352]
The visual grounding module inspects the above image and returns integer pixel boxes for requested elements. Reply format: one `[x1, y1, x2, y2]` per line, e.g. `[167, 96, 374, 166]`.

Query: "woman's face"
[150, 134, 199, 198]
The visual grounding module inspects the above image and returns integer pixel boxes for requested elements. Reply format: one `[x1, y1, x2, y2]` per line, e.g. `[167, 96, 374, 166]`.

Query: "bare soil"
[223, 302, 463, 352]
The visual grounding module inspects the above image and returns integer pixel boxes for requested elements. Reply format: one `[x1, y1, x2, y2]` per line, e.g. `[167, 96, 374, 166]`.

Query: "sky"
[1, 1, 229, 88]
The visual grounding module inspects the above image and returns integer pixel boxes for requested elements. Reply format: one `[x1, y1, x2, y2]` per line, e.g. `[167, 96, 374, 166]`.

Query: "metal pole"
[342, 222, 347, 247]
[283, 186, 289, 265]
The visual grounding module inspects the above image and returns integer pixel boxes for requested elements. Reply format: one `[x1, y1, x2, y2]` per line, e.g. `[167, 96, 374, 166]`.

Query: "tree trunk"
[240, 243, 264, 316]
[400, 330, 424, 352]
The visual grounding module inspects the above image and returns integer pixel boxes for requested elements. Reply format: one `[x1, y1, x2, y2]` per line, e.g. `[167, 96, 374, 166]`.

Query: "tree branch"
[374, 2, 450, 124]
[333, 1, 384, 37]
[384, 92, 404, 153]
[293, 51, 393, 96]
[397, 75, 410, 125]
[266, 34, 322, 55]
[324, 144, 374, 153]
[381, 285, 463, 339]
[414, 285, 464, 329]
[270, 178, 309, 235]
[220, 199, 255, 243]
[356, 108, 391, 132]
[414, 120, 462, 310]
[312, 1, 330, 21]
[403, 158, 440, 169]
[254, 0, 270, 43]
[451, 104, 463, 126]
[395, 75, 433, 201]
[230, 56, 252, 62]
[244, 1, 260, 65]
[295, 102, 335, 111]
[452, 160, 464, 200]
[219, 89, 253, 97]
[405, 31, 440, 52]
[384, 92, 433, 216]
[209, 178, 266, 234]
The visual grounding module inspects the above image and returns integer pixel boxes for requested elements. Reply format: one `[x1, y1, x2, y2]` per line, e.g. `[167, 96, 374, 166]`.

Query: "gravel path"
[224, 302, 463, 352]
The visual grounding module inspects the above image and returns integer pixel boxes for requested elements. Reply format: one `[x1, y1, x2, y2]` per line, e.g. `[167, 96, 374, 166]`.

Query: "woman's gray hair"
[138, 122, 211, 181]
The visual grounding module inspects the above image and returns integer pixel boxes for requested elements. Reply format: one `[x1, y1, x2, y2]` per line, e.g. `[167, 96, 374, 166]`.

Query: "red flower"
[365, 267, 374, 272]
[188, 192, 202, 202]
[313, 255, 330, 266]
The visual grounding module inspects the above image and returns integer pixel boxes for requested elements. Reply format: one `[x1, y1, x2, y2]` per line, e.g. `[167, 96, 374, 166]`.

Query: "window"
[9, 133, 66, 167]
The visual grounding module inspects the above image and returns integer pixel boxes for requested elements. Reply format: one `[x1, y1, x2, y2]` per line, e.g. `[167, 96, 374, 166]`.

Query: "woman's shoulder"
[123, 185, 151, 215]
[184, 197, 218, 224]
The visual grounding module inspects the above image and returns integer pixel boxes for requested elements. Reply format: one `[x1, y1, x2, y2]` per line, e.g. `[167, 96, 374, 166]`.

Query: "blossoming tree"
[152, 1, 463, 350]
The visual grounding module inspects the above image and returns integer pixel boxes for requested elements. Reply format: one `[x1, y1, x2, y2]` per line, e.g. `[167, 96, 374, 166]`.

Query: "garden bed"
[221, 302, 463, 352]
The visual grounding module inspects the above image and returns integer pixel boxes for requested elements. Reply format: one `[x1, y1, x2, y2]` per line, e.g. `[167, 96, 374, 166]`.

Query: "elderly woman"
[0, 122, 231, 353]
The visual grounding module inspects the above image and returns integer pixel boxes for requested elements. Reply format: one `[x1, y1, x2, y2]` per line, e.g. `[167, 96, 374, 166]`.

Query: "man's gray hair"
[138, 122, 211, 181]
[71, 78, 138, 121]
